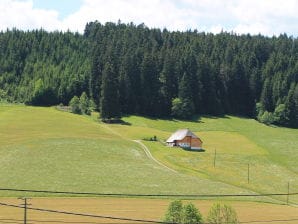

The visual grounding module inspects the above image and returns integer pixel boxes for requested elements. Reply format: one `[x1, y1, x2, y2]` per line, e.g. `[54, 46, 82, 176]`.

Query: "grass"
[0, 105, 255, 198]
[107, 114, 298, 204]
[0, 105, 297, 205]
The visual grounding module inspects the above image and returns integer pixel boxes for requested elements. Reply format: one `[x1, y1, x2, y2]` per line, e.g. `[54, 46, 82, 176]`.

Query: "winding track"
[133, 140, 178, 174]
[100, 122, 178, 174]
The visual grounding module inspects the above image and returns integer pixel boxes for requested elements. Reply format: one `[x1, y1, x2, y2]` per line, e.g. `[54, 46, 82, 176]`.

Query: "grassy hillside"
[106, 115, 298, 204]
[0, 105, 297, 204]
[0, 105, 255, 198]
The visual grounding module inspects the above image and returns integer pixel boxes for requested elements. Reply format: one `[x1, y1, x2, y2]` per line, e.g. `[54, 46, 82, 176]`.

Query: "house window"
[178, 142, 190, 148]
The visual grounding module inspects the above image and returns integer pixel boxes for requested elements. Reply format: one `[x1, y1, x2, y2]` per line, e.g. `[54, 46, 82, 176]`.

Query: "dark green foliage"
[171, 98, 184, 118]
[171, 72, 195, 119]
[259, 111, 275, 125]
[207, 203, 239, 224]
[273, 104, 287, 125]
[79, 92, 91, 115]
[164, 200, 203, 224]
[285, 83, 298, 127]
[183, 203, 203, 224]
[100, 62, 120, 120]
[260, 78, 273, 112]
[69, 96, 81, 114]
[171, 97, 195, 119]
[69, 92, 91, 115]
[0, 89, 8, 102]
[140, 53, 160, 116]
[0, 24, 298, 127]
[27, 79, 57, 106]
[0, 29, 89, 106]
[164, 200, 183, 223]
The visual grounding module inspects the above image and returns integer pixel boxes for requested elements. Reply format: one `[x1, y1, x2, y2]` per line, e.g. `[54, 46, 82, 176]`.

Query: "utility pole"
[247, 163, 250, 184]
[213, 148, 217, 168]
[287, 182, 290, 205]
[19, 198, 31, 224]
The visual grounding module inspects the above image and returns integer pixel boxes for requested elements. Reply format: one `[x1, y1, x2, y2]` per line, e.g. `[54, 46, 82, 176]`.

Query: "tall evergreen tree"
[285, 83, 298, 127]
[260, 78, 274, 112]
[140, 53, 160, 116]
[175, 72, 195, 119]
[0, 24, 297, 127]
[160, 52, 178, 114]
[100, 62, 120, 120]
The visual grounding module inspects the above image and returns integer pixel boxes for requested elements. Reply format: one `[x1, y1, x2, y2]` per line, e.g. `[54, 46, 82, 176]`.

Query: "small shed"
[166, 129, 202, 150]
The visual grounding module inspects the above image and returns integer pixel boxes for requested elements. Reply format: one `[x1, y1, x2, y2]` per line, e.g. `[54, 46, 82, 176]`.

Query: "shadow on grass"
[102, 119, 131, 125]
[182, 148, 206, 152]
[121, 113, 235, 124]
[122, 114, 205, 123]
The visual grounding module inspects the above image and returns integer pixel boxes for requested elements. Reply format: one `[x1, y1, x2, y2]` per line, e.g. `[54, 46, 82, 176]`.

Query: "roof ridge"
[166, 128, 199, 142]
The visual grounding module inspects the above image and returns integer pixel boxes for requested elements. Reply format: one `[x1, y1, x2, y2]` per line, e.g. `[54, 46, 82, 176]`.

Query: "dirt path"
[99, 122, 177, 174]
[133, 140, 178, 173]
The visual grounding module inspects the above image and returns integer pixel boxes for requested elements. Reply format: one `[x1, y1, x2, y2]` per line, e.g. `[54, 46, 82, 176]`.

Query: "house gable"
[167, 129, 202, 150]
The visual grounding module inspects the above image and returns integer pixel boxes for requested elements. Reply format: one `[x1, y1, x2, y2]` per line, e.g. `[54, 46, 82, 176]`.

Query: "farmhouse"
[166, 129, 202, 150]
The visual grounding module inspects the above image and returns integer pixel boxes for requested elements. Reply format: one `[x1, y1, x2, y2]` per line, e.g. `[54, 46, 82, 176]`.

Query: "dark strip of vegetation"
[0, 22, 297, 127]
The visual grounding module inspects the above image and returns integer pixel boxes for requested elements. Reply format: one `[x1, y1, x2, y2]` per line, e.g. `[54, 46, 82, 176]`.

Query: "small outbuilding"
[166, 129, 203, 150]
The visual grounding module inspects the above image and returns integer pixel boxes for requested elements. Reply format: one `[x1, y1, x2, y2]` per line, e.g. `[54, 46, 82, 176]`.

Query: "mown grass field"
[108, 115, 298, 204]
[0, 104, 297, 206]
[0, 105, 254, 197]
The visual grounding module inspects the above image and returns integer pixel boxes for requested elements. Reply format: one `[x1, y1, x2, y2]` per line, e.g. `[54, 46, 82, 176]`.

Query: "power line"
[0, 188, 297, 198]
[0, 220, 122, 224]
[240, 218, 298, 223]
[0, 202, 164, 224]
[1, 201, 298, 224]
[0, 220, 24, 224]
[0, 218, 136, 224]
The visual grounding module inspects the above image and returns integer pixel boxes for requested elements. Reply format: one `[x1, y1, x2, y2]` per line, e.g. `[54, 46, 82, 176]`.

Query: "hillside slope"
[0, 105, 255, 197]
[0, 105, 297, 204]
[107, 115, 298, 204]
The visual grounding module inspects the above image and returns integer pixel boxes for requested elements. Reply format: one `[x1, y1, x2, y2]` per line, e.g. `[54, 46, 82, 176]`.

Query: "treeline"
[0, 29, 90, 105]
[0, 22, 297, 127]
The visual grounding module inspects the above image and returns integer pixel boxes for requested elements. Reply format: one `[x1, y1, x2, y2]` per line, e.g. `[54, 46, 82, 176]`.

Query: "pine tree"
[174, 72, 195, 119]
[100, 62, 120, 120]
[140, 53, 160, 116]
[79, 92, 90, 115]
[160, 52, 178, 114]
[260, 78, 273, 112]
[69, 96, 81, 114]
[285, 83, 298, 127]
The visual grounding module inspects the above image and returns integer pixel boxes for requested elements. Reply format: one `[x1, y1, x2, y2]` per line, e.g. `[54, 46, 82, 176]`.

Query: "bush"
[69, 96, 82, 114]
[0, 89, 7, 102]
[27, 79, 58, 106]
[255, 102, 264, 118]
[183, 203, 203, 224]
[164, 200, 183, 224]
[273, 104, 287, 125]
[164, 200, 203, 224]
[79, 92, 91, 115]
[259, 111, 274, 125]
[171, 98, 195, 119]
[207, 203, 239, 224]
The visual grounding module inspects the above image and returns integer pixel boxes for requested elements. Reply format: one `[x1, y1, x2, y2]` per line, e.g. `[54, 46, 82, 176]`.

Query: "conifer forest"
[0, 21, 297, 127]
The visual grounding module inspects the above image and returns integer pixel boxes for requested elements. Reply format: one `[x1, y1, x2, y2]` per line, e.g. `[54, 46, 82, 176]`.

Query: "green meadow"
[0, 105, 297, 204]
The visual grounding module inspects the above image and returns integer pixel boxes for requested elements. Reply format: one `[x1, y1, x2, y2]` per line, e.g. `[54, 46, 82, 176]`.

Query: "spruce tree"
[173, 72, 195, 119]
[100, 62, 120, 120]
[79, 92, 90, 115]
[285, 83, 298, 127]
[160, 52, 178, 114]
[260, 78, 274, 112]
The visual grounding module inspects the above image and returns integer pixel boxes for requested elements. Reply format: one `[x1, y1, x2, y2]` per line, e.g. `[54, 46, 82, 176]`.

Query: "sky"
[0, 0, 298, 37]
